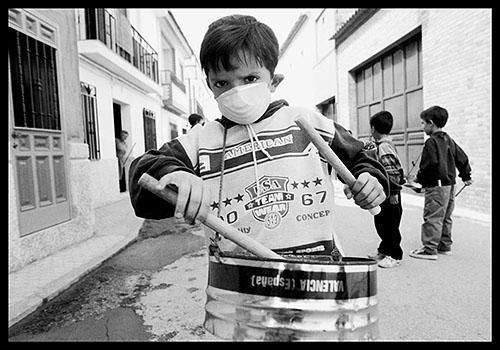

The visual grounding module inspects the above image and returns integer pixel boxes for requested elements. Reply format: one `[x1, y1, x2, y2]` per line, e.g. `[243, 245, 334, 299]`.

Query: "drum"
[203, 252, 378, 341]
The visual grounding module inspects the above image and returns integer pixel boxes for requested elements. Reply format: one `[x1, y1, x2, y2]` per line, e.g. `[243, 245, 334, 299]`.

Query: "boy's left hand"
[343, 172, 386, 210]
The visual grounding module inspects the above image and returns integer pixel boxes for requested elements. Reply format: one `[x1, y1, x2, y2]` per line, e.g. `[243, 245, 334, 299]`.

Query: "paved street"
[8, 186, 491, 341]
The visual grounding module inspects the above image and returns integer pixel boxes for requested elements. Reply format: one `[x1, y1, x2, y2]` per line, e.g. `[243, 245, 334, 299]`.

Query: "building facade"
[76, 8, 163, 207]
[8, 9, 94, 272]
[8, 8, 219, 273]
[276, 8, 491, 215]
[76, 8, 217, 208]
[275, 9, 357, 121]
[334, 8, 491, 214]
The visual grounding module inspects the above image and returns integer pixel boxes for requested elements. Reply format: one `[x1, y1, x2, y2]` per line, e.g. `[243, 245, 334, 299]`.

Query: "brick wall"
[336, 9, 491, 214]
[421, 9, 491, 214]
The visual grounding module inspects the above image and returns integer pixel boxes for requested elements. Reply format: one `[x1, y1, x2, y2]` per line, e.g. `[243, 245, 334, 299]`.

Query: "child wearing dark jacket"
[409, 106, 472, 260]
[128, 14, 389, 257]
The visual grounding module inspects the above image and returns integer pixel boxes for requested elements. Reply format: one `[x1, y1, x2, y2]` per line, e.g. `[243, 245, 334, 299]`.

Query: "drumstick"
[138, 173, 284, 260]
[295, 117, 381, 216]
[455, 184, 467, 198]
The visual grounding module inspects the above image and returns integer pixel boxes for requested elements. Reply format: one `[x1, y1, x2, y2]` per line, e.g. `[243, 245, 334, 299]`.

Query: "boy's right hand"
[156, 171, 211, 225]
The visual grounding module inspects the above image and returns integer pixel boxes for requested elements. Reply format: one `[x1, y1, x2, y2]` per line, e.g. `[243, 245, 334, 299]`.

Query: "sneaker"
[378, 256, 401, 268]
[367, 251, 386, 261]
[409, 247, 438, 260]
[438, 249, 452, 256]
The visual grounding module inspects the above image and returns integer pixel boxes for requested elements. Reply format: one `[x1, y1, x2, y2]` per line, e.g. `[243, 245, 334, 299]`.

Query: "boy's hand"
[464, 179, 473, 186]
[343, 172, 386, 210]
[389, 194, 399, 205]
[156, 171, 211, 225]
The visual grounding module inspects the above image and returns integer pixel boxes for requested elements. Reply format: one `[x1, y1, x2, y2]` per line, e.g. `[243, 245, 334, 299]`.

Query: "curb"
[8, 233, 138, 328]
[8, 198, 143, 329]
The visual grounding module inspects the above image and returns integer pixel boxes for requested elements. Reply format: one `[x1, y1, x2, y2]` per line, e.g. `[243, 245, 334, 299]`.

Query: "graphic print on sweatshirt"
[198, 125, 332, 180]
[210, 172, 331, 234]
[243, 175, 294, 230]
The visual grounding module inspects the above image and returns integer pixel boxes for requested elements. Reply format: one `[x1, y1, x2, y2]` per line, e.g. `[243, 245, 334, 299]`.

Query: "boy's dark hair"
[200, 14, 279, 76]
[370, 111, 394, 135]
[188, 113, 203, 127]
[420, 105, 448, 128]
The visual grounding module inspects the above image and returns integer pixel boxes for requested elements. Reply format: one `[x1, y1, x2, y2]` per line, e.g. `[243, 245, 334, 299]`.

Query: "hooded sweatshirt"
[129, 100, 389, 255]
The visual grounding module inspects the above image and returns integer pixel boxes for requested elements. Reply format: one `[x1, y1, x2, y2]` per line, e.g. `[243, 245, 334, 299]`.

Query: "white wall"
[274, 12, 316, 110]
[79, 57, 162, 208]
[311, 9, 333, 105]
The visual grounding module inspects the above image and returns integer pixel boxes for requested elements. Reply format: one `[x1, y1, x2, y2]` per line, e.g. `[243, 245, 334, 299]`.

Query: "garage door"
[355, 34, 424, 175]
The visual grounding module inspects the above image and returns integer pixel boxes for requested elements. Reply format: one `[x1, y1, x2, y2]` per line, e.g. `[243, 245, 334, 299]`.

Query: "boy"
[366, 111, 405, 268]
[409, 106, 472, 260]
[129, 14, 389, 256]
[188, 113, 204, 128]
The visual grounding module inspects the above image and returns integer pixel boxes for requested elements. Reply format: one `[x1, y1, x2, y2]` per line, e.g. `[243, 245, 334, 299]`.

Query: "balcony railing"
[160, 69, 188, 115]
[79, 9, 159, 84]
[160, 69, 186, 93]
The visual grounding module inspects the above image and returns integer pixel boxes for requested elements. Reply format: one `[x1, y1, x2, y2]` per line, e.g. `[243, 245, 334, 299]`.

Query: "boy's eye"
[245, 76, 259, 83]
[214, 81, 227, 88]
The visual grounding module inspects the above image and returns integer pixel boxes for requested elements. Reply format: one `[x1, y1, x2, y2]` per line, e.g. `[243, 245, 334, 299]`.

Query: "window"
[80, 82, 101, 160]
[355, 33, 423, 173]
[316, 97, 336, 121]
[8, 26, 61, 130]
[143, 108, 157, 151]
[170, 122, 178, 140]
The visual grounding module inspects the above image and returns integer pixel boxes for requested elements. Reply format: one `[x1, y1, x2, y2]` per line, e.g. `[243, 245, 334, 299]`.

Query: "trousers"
[373, 192, 403, 260]
[421, 185, 455, 254]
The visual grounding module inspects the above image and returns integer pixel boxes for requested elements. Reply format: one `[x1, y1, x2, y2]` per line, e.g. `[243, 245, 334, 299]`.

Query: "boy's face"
[421, 118, 434, 135]
[206, 51, 274, 99]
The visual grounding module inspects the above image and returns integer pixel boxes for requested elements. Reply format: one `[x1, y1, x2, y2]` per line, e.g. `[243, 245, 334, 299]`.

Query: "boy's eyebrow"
[210, 70, 263, 80]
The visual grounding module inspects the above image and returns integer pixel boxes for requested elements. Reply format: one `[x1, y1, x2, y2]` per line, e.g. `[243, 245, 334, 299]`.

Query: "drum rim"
[213, 251, 377, 266]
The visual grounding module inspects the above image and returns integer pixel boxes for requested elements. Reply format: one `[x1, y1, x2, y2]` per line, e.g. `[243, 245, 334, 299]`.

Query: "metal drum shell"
[203, 253, 378, 341]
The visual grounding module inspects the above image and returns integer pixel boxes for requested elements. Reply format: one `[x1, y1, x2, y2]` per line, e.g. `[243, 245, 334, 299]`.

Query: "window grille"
[143, 108, 157, 151]
[80, 82, 101, 160]
[8, 26, 61, 130]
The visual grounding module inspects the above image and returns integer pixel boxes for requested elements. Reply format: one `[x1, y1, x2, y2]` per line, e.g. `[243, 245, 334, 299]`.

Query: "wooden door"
[355, 33, 424, 175]
[8, 24, 70, 236]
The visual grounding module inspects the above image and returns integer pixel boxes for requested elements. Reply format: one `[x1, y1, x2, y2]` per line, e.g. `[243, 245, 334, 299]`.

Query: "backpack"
[375, 139, 406, 186]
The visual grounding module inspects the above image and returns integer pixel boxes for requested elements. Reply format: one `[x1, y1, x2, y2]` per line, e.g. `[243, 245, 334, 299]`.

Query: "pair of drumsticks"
[138, 118, 380, 260]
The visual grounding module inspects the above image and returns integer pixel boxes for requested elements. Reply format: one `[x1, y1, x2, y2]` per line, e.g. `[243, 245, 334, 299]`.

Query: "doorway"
[113, 102, 127, 192]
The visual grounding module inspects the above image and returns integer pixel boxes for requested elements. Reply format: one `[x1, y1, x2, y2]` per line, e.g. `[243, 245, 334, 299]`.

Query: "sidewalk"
[8, 194, 143, 328]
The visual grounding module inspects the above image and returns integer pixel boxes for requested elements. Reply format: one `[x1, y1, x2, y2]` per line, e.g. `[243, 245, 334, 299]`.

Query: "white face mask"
[216, 82, 271, 124]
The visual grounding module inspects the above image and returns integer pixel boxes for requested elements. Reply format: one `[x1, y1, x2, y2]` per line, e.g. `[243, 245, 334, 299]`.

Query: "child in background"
[188, 113, 204, 128]
[366, 111, 405, 268]
[409, 106, 472, 260]
[128, 14, 389, 257]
